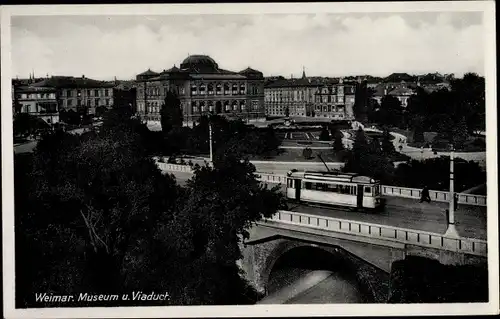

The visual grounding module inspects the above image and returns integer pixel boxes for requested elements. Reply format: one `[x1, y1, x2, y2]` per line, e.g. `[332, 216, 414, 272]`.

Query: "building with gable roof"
[29, 75, 115, 115]
[13, 78, 59, 125]
[264, 68, 356, 120]
[372, 80, 417, 107]
[135, 54, 266, 124]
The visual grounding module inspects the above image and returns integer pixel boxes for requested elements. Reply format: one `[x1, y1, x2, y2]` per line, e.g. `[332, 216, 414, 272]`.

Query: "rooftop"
[137, 54, 264, 80]
[31, 76, 115, 89]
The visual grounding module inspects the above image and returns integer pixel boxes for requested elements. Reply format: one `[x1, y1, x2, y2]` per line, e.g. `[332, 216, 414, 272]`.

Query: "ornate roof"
[180, 55, 219, 73]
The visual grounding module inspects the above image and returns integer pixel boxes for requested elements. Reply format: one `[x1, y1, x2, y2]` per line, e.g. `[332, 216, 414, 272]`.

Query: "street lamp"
[445, 144, 459, 238]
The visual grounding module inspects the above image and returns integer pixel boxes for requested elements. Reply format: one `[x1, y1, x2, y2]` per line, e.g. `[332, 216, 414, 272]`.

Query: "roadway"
[258, 270, 364, 304]
[177, 158, 343, 176]
[169, 171, 487, 240]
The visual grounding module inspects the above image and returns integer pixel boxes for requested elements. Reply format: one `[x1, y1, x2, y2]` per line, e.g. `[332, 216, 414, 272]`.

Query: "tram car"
[285, 170, 385, 210]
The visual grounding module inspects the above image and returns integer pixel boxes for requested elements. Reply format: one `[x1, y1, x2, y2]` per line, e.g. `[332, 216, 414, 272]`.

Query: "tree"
[16, 109, 187, 307]
[451, 117, 468, 149]
[16, 106, 287, 307]
[319, 126, 330, 141]
[161, 90, 183, 134]
[303, 147, 313, 159]
[333, 129, 344, 152]
[379, 95, 403, 127]
[64, 109, 82, 126]
[450, 73, 485, 134]
[13, 113, 36, 137]
[179, 156, 284, 303]
[369, 137, 382, 154]
[343, 127, 395, 183]
[284, 107, 290, 118]
[381, 130, 395, 155]
[353, 80, 368, 122]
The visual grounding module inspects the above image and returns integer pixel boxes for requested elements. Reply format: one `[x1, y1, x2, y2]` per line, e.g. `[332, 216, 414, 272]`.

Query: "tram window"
[305, 182, 312, 189]
[327, 184, 338, 192]
[364, 186, 371, 194]
[316, 183, 326, 191]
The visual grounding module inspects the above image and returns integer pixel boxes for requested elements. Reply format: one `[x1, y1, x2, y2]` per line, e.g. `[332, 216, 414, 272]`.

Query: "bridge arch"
[260, 240, 372, 301]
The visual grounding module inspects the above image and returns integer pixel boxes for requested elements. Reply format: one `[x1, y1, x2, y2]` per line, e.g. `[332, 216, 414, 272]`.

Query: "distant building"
[372, 80, 417, 107]
[264, 69, 356, 120]
[135, 54, 266, 125]
[13, 83, 59, 125]
[372, 78, 451, 107]
[30, 75, 115, 115]
[264, 70, 316, 117]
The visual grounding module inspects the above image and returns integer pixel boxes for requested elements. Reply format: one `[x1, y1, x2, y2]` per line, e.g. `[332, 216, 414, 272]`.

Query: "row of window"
[288, 180, 375, 196]
[66, 98, 111, 107]
[20, 104, 58, 114]
[136, 101, 261, 114]
[65, 89, 111, 98]
[191, 84, 261, 96]
[265, 94, 350, 103]
[314, 105, 345, 112]
[17, 93, 56, 100]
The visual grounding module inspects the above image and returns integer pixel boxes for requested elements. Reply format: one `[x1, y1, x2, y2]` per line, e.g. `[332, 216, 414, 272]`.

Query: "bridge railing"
[156, 161, 194, 173]
[156, 163, 487, 206]
[263, 210, 487, 256]
[254, 173, 287, 184]
[381, 185, 487, 206]
[254, 173, 486, 207]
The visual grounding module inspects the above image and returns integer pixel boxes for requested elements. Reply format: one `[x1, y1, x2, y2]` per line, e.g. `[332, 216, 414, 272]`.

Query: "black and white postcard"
[1, 2, 498, 318]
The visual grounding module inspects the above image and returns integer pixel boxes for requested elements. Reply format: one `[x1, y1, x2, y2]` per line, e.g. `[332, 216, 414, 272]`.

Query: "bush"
[302, 147, 313, 160]
[388, 256, 488, 303]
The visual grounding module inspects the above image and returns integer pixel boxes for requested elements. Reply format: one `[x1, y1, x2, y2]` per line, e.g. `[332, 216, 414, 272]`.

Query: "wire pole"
[209, 120, 213, 163]
[445, 144, 459, 237]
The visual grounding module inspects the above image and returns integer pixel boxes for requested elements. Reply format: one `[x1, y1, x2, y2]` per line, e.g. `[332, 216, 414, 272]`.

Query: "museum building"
[135, 55, 266, 124]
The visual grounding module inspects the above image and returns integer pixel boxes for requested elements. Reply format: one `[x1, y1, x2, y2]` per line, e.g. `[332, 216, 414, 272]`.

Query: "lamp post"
[445, 144, 459, 237]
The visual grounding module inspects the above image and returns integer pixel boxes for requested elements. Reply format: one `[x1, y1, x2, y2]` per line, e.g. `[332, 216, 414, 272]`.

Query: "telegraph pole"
[445, 144, 459, 237]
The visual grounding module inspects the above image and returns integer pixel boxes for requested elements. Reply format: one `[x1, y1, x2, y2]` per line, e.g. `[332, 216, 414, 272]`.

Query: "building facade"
[313, 78, 356, 120]
[135, 55, 266, 124]
[31, 76, 115, 115]
[264, 70, 356, 120]
[13, 84, 59, 125]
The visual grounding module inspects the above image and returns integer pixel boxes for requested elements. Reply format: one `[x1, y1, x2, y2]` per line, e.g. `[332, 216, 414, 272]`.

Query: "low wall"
[265, 210, 487, 257]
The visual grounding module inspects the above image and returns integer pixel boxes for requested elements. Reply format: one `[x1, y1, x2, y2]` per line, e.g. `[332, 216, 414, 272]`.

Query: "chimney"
[82, 75, 85, 79]
[384, 89, 387, 95]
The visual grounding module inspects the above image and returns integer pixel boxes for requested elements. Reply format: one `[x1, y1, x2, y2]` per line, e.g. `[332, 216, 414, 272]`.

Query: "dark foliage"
[389, 256, 488, 303]
[343, 127, 395, 183]
[161, 90, 183, 134]
[302, 147, 313, 160]
[15, 108, 283, 307]
[393, 157, 485, 192]
[332, 128, 344, 152]
[319, 126, 331, 141]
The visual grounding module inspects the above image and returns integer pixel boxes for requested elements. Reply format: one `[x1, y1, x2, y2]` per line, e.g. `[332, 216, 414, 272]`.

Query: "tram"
[285, 170, 385, 210]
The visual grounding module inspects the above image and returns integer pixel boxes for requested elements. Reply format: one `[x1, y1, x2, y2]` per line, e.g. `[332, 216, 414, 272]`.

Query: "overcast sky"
[11, 12, 484, 80]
